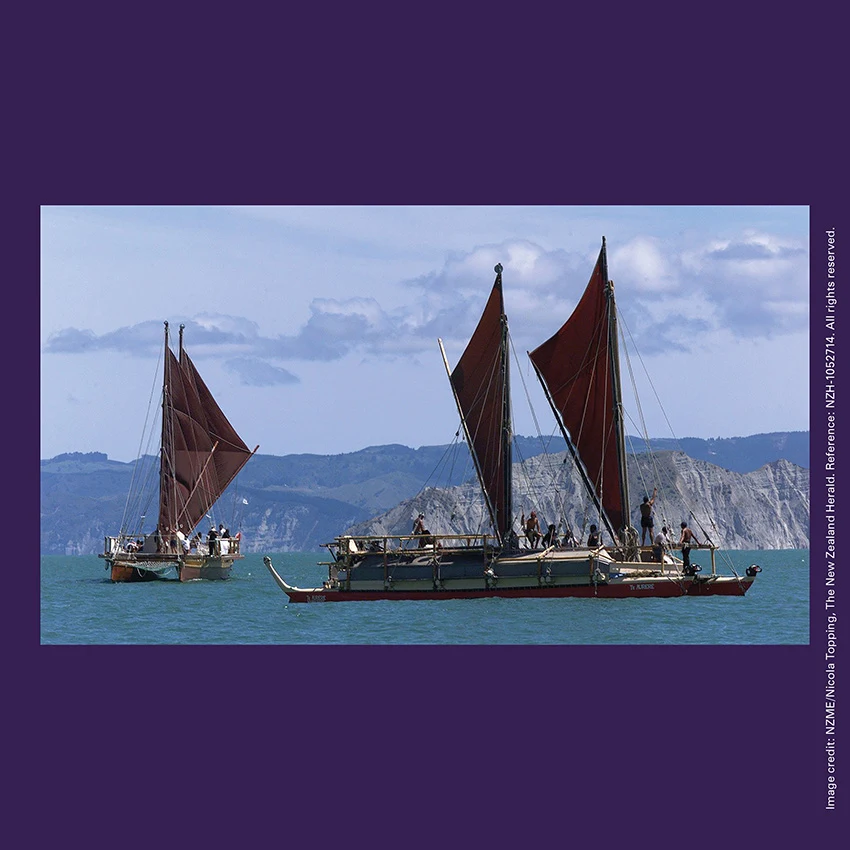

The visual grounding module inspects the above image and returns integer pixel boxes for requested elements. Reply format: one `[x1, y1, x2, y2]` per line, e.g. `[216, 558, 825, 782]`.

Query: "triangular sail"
[158, 327, 254, 536]
[445, 266, 512, 543]
[528, 242, 628, 537]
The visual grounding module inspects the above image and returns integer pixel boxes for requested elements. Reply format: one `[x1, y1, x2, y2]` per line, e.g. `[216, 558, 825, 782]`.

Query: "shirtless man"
[678, 521, 700, 570]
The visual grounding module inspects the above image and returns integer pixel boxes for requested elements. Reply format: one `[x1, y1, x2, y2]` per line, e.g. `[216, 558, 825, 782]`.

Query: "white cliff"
[346, 451, 809, 550]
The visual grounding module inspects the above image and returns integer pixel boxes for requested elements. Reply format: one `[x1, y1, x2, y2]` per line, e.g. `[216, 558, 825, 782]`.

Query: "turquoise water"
[40, 549, 809, 645]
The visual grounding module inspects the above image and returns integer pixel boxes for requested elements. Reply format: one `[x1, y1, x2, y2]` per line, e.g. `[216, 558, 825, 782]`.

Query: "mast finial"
[494, 263, 503, 275]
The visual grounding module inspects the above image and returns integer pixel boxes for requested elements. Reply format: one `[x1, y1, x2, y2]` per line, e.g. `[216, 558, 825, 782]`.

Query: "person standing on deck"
[678, 522, 700, 570]
[587, 524, 601, 547]
[639, 487, 657, 546]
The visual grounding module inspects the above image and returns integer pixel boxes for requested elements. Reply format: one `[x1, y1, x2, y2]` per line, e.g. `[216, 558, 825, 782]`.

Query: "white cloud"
[224, 357, 299, 386]
[612, 237, 677, 293]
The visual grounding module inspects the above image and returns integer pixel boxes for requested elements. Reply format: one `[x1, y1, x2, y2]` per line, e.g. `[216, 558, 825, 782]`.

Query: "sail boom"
[439, 338, 499, 539]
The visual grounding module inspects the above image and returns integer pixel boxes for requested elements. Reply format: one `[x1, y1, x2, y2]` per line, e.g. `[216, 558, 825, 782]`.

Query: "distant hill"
[40, 431, 809, 555]
[626, 431, 809, 473]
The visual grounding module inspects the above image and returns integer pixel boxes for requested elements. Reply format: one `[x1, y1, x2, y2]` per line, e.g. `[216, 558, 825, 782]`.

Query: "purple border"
[23, 38, 844, 850]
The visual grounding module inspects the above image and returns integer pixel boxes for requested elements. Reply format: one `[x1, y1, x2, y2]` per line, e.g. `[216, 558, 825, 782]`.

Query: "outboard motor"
[746, 564, 762, 577]
[683, 563, 702, 576]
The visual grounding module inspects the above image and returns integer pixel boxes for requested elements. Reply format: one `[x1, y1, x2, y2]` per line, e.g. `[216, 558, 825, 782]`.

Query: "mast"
[499, 266, 513, 543]
[159, 321, 173, 537]
[602, 237, 631, 542]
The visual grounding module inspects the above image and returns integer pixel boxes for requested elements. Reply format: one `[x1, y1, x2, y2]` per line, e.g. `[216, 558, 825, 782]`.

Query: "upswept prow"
[263, 556, 297, 594]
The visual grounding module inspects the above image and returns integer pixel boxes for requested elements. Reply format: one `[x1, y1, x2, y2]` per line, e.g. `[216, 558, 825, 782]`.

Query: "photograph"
[41, 205, 810, 643]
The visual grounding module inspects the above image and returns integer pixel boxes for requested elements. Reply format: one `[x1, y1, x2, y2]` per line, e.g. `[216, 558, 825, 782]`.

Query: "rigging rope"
[509, 333, 566, 534]
[120, 346, 164, 537]
[616, 309, 738, 570]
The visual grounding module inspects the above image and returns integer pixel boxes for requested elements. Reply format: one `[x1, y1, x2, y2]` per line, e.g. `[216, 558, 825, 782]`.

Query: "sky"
[40, 205, 810, 463]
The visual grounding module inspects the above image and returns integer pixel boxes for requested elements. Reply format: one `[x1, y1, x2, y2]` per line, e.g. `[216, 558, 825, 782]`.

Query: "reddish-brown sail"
[158, 335, 254, 536]
[528, 244, 626, 535]
[448, 267, 512, 542]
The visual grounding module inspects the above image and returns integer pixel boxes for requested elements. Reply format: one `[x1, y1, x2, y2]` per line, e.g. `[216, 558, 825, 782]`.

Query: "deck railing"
[331, 532, 495, 553]
[103, 533, 241, 557]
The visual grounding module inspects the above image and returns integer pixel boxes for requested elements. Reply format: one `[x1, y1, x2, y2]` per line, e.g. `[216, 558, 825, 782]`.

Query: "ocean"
[40, 548, 810, 645]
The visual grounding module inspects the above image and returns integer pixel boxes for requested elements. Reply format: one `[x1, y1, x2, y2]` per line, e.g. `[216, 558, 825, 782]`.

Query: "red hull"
[282, 577, 754, 603]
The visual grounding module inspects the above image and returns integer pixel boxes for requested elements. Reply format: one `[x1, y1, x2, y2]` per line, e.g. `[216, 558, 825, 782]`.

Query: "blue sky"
[40, 205, 810, 462]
